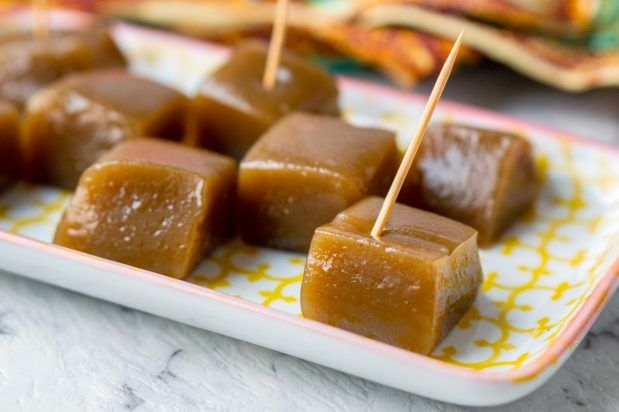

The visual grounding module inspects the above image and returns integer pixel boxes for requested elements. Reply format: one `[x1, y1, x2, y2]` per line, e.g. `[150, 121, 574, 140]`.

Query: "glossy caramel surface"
[192, 41, 339, 159]
[54, 138, 236, 278]
[23, 69, 191, 189]
[238, 113, 397, 252]
[0, 25, 125, 108]
[0, 101, 20, 191]
[401, 123, 538, 246]
[301, 196, 482, 354]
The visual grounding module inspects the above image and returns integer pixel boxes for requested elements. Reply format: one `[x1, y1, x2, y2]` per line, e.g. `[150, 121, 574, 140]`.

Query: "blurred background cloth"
[7, 0, 619, 92]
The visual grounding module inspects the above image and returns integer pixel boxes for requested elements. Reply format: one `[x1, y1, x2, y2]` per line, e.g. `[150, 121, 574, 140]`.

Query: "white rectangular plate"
[1, 9, 619, 406]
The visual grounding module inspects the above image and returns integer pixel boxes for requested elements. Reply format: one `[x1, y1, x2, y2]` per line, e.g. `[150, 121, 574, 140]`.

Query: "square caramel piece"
[54, 138, 236, 279]
[23, 69, 192, 189]
[238, 113, 398, 252]
[400, 123, 539, 246]
[0, 101, 20, 191]
[192, 41, 339, 159]
[0, 24, 125, 108]
[301, 196, 482, 355]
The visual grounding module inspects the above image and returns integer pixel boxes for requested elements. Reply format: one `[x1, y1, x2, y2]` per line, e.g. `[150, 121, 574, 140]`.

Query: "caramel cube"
[400, 123, 538, 246]
[23, 69, 192, 189]
[301, 196, 482, 355]
[192, 41, 339, 159]
[0, 24, 125, 108]
[54, 138, 236, 278]
[238, 113, 398, 252]
[0, 101, 20, 190]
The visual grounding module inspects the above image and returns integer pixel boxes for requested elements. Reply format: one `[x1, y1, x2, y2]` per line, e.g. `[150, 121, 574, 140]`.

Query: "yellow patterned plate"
[1, 11, 619, 406]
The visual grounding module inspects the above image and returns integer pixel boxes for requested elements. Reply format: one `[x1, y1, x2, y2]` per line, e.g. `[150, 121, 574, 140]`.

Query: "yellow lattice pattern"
[0, 184, 71, 235]
[433, 142, 619, 370]
[189, 241, 304, 308]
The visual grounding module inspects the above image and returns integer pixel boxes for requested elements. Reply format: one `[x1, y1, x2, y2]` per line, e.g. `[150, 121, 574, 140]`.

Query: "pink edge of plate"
[3, 6, 619, 385]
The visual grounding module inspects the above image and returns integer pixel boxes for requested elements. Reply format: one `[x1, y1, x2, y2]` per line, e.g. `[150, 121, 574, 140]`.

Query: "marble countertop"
[1, 65, 618, 411]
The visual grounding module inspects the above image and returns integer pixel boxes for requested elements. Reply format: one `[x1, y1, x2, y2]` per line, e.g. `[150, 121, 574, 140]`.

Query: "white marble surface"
[0, 65, 618, 411]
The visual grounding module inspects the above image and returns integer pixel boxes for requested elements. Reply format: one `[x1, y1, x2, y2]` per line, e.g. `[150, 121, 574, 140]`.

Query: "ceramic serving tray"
[1, 9, 619, 406]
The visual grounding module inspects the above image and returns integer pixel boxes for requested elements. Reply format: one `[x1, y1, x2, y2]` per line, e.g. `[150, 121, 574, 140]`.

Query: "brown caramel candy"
[0, 101, 20, 190]
[301, 196, 482, 355]
[23, 69, 192, 189]
[400, 123, 538, 246]
[0, 25, 125, 108]
[54, 138, 236, 278]
[192, 41, 339, 159]
[238, 113, 398, 252]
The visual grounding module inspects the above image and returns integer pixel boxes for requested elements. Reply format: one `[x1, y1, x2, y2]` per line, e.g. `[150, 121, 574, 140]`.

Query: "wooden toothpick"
[262, 0, 289, 90]
[370, 31, 464, 239]
[33, 0, 50, 41]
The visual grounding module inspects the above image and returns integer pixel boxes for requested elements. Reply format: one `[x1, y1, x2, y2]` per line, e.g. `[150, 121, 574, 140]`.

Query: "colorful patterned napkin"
[58, 0, 619, 91]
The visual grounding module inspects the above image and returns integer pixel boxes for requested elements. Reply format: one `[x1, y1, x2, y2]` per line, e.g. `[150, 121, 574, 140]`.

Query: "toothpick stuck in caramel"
[33, 0, 50, 41]
[262, 0, 289, 90]
[370, 31, 464, 239]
